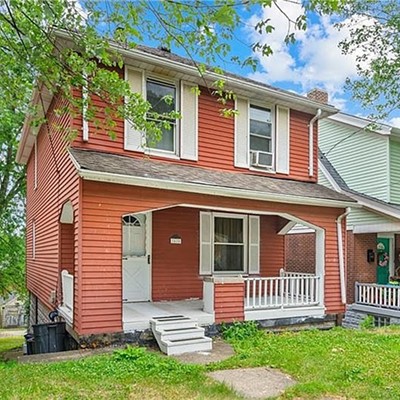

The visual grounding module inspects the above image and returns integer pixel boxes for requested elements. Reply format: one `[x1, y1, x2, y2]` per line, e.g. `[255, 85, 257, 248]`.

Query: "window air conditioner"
[250, 151, 272, 168]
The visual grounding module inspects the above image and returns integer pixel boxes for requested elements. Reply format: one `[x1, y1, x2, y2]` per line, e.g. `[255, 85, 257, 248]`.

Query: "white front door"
[122, 213, 151, 302]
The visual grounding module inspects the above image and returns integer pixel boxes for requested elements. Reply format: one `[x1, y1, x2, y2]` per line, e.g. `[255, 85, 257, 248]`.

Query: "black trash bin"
[24, 333, 35, 355]
[32, 322, 66, 354]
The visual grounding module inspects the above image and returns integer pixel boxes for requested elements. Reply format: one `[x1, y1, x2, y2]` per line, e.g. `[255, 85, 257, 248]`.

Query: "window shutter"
[275, 106, 290, 174]
[248, 216, 260, 274]
[234, 98, 249, 168]
[180, 82, 198, 160]
[199, 212, 212, 275]
[125, 67, 145, 152]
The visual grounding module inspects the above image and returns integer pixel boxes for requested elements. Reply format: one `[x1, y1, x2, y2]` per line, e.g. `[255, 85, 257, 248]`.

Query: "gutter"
[336, 207, 351, 304]
[74, 166, 358, 209]
[308, 109, 322, 177]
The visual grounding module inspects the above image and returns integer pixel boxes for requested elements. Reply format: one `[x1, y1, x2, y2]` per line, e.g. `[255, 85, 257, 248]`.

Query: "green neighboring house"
[318, 112, 400, 325]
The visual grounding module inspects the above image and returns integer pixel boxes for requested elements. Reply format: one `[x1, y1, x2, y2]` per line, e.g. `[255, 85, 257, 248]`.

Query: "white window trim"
[248, 103, 275, 172]
[144, 74, 180, 159]
[212, 212, 248, 275]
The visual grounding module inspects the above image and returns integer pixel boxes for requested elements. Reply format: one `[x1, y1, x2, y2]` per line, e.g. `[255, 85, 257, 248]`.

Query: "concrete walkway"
[208, 367, 296, 399]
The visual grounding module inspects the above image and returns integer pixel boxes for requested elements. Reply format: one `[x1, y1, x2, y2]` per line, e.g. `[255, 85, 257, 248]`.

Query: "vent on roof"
[158, 46, 171, 53]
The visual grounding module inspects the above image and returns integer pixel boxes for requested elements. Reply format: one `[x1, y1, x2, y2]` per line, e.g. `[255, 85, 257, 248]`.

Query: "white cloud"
[245, 2, 362, 108]
[389, 117, 400, 128]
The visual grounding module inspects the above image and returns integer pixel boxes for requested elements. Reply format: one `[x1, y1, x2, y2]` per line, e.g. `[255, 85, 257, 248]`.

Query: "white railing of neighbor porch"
[61, 269, 74, 313]
[355, 282, 400, 310]
[244, 275, 321, 310]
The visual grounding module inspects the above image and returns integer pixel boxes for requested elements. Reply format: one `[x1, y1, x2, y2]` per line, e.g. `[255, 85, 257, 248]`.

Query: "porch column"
[203, 276, 245, 323]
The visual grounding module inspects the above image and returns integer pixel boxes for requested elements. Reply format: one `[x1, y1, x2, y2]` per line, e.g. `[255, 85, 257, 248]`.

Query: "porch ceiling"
[70, 148, 356, 207]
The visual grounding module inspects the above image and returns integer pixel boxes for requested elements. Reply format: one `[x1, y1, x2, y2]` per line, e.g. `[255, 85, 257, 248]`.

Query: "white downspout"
[82, 73, 89, 142]
[337, 207, 351, 304]
[308, 109, 322, 177]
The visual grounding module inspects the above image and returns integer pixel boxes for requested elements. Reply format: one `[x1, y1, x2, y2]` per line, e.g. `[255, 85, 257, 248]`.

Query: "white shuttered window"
[125, 67, 198, 159]
[199, 212, 260, 275]
[234, 101, 290, 173]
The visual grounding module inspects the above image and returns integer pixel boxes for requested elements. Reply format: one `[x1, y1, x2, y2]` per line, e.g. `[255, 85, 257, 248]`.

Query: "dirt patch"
[172, 338, 234, 365]
[207, 367, 296, 399]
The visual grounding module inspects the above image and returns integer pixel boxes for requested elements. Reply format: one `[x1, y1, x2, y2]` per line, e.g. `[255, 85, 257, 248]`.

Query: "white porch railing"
[61, 269, 74, 314]
[245, 276, 321, 310]
[355, 282, 400, 310]
[280, 268, 316, 278]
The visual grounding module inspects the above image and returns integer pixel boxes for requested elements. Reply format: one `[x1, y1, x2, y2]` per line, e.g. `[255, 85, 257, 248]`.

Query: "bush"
[221, 321, 260, 341]
[360, 315, 375, 330]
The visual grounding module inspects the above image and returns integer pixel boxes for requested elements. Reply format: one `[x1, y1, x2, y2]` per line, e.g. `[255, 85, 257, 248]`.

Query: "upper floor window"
[146, 79, 177, 153]
[249, 105, 273, 168]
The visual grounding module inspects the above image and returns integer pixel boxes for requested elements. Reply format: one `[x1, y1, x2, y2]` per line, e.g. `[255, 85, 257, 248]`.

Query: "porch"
[121, 271, 324, 332]
[351, 282, 400, 318]
[58, 268, 325, 331]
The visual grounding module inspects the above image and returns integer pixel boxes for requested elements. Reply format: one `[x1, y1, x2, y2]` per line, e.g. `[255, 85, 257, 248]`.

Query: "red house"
[17, 43, 356, 348]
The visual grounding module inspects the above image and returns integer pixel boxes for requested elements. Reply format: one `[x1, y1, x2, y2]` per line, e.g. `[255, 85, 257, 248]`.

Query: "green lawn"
[1, 326, 399, 399]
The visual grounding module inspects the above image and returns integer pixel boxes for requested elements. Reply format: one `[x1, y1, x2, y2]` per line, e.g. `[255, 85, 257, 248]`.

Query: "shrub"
[360, 315, 375, 330]
[221, 321, 260, 341]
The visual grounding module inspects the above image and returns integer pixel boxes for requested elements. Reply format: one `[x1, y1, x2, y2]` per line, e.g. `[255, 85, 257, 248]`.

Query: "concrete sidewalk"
[0, 328, 26, 337]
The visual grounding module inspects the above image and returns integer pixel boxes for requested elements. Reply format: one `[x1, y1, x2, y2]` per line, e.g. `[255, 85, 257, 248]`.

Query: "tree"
[0, 0, 315, 295]
[333, 0, 400, 120]
[0, 78, 28, 296]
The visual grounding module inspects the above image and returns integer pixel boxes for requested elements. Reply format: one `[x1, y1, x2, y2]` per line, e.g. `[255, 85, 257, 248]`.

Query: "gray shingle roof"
[70, 148, 355, 204]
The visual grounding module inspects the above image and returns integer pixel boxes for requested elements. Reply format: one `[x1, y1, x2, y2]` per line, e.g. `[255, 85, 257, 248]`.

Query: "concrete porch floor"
[123, 299, 215, 331]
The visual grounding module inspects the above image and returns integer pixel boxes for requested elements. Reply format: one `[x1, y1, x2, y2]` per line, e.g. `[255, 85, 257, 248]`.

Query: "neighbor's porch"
[351, 282, 400, 318]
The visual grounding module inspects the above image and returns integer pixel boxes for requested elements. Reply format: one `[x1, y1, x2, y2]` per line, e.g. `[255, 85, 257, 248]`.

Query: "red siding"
[259, 215, 285, 277]
[197, 90, 235, 170]
[80, 180, 345, 334]
[214, 282, 245, 323]
[26, 94, 80, 325]
[152, 208, 202, 301]
[71, 70, 317, 182]
[289, 110, 317, 182]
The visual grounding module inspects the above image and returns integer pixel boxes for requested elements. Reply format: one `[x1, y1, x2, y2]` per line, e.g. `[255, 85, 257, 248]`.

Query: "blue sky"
[86, 1, 399, 126]
[176, 1, 400, 127]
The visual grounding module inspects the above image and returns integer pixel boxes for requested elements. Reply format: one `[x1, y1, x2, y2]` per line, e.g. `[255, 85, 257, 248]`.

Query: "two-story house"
[316, 111, 400, 326]
[17, 39, 356, 349]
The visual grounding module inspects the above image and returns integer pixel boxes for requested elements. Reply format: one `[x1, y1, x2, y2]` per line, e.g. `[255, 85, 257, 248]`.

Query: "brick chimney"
[307, 88, 329, 104]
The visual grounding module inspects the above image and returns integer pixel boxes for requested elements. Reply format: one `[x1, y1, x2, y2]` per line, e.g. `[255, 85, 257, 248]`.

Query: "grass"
[0, 336, 24, 357]
[217, 323, 400, 399]
[0, 326, 400, 399]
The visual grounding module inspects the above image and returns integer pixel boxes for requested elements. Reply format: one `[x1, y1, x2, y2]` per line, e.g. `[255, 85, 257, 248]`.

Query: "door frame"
[377, 233, 394, 276]
[122, 212, 152, 302]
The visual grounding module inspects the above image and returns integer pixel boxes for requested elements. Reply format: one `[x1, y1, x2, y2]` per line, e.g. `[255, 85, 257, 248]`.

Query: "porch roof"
[69, 148, 356, 208]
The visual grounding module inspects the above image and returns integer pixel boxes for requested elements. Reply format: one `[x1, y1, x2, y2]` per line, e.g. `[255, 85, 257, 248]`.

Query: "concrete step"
[150, 314, 212, 355]
[161, 336, 212, 356]
[159, 326, 205, 341]
[150, 315, 198, 331]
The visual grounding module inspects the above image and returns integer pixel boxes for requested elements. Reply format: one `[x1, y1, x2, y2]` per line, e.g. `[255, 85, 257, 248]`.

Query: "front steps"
[150, 315, 212, 355]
